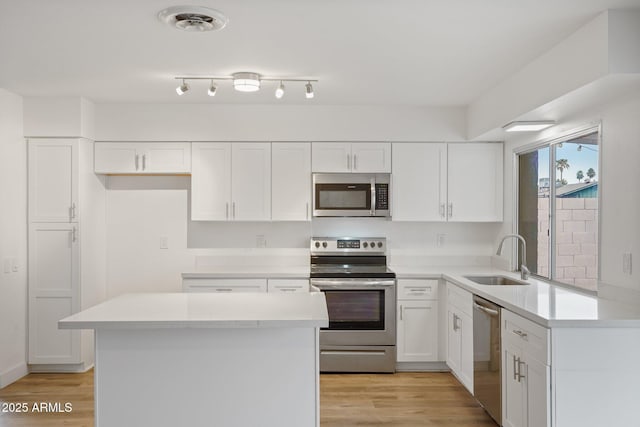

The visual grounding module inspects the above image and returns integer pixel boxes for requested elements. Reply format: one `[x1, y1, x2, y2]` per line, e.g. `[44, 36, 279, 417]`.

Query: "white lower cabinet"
[502, 309, 550, 427]
[183, 278, 268, 293]
[267, 279, 309, 293]
[445, 282, 473, 393]
[396, 279, 439, 362]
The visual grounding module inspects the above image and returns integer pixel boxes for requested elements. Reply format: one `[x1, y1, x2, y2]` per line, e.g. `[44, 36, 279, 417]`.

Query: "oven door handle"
[310, 279, 396, 289]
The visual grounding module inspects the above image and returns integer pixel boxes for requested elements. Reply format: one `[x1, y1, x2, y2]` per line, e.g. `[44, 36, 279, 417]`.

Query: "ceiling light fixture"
[176, 79, 189, 95]
[232, 72, 261, 92]
[503, 121, 555, 132]
[305, 82, 314, 99]
[158, 6, 228, 32]
[275, 81, 285, 99]
[173, 74, 318, 99]
[207, 80, 217, 97]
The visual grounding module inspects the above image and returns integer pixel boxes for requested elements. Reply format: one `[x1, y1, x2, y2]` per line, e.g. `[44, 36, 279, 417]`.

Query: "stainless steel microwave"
[312, 173, 391, 217]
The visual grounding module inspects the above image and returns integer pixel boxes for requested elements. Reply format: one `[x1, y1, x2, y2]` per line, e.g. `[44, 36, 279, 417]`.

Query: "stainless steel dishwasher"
[473, 295, 501, 425]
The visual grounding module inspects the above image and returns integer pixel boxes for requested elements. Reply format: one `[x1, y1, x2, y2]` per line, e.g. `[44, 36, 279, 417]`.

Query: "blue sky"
[537, 142, 599, 183]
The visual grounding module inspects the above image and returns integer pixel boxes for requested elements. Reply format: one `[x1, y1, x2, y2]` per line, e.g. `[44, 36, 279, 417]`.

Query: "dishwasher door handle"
[473, 302, 499, 317]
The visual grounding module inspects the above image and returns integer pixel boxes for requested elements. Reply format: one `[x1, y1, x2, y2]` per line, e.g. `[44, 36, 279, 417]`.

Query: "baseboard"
[28, 362, 93, 373]
[395, 361, 449, 372]
[0, 362, 28, 389]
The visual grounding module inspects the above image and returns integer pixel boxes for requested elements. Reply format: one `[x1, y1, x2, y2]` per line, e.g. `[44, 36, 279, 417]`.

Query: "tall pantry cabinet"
[27, 138, 106, 371]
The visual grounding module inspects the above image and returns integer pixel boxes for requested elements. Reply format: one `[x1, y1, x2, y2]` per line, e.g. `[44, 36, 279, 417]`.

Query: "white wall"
[95, 104, 466, 142]
[0, 89, 28, 387]
[23, 97, 95, 139]
[501, 87, 640, 304]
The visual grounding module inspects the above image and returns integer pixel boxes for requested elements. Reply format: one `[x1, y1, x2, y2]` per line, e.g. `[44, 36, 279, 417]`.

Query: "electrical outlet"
[436, 234, 446, 248]
[11, 258, 18, 273]
[160, 236, 169, 249]
[623, 253, 632, 275]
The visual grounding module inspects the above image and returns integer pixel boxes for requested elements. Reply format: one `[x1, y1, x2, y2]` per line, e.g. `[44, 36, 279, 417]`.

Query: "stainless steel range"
[310, 237, 396, 373]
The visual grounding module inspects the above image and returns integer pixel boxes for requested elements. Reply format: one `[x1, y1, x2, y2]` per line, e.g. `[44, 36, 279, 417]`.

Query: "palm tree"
[587, 168, 596, 180]
[576, 170, 584, 182]
[556, 159, 570, 183]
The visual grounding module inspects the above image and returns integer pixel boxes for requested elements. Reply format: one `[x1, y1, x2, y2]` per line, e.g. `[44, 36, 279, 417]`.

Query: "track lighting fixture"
[305, 81, 314, 99]
[176, 79, 189, 95]
[275, 81, 285, 99]
[173, 73, 318, 99]
[207, 80, 217, 97]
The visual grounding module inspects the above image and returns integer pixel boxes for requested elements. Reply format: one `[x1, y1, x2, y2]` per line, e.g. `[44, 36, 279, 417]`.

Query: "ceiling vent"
[158, 6, 228, 32]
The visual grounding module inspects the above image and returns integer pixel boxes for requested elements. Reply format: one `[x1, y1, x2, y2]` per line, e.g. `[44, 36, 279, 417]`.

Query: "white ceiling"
[1, 0, 639, 106]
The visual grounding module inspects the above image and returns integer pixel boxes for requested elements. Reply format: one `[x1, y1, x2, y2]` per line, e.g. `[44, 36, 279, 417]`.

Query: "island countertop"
[59, 292, 328, 330]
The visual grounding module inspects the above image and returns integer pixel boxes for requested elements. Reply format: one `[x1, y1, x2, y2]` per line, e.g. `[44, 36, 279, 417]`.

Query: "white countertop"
[392, 265, 640, 328]
[59, 292, 328, 330]
[182, 266, 310, 279]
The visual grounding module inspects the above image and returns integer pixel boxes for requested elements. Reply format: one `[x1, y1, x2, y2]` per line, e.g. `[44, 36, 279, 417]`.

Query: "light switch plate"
[160, 236, 169, 249]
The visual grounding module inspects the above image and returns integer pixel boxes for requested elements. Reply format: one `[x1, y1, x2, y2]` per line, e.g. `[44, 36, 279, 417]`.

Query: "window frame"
[513, 124, 602, 295]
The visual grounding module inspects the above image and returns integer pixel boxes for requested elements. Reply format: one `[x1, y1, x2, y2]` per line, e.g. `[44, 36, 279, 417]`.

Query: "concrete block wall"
[538, 197, 598, 291]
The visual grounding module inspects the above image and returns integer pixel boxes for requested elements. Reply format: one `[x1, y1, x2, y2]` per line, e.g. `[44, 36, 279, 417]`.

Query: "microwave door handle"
[371, 178, 376, 216]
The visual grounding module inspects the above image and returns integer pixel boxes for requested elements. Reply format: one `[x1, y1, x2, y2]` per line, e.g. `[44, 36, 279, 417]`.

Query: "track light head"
[208, 81, 217, 97]
[176, 80, 190, 95]
[305, 82, 314, 99]
[275, 81, 285, 99]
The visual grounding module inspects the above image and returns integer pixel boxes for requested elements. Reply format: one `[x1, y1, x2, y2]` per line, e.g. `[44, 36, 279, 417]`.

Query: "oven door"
[310, 278, 396, 346]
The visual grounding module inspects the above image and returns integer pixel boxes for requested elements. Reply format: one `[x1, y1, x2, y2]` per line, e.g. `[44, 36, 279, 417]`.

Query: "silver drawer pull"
[513, 330, 528, 339]
[215, 288, 233, 292]
[278, 288, 298, 292]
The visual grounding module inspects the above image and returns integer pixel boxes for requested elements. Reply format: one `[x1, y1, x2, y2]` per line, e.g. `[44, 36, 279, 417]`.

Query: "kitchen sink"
[463, 275, 530, 286]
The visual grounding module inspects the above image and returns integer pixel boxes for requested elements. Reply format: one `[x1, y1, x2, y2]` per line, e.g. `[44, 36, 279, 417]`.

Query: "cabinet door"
[526, 357, 550, 427]
[231, 143, 271, 221]
[459, 311, 474, 393]
[446, 306, 462, 374]
[503, 343, 525, 427]
[140, 143, 191, 173]
[271, 142, 311, 221]
[191, 143, 231, 221]
[28, 139, 78, 223]
[28, 223, 80, 364]
[397, 300, 438, 362]
[351, 143, 391, 173]
[392, 143, 446, 221]
[447, 143, 503, 222]
[311, 142, 351, 172]
[94, 142, 138, 174]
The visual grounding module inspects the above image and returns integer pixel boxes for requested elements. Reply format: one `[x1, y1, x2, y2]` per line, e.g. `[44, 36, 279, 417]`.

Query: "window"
[517, 129, 599, 292]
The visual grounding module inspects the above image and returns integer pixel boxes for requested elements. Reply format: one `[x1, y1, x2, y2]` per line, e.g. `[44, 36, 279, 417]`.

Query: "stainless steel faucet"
[496, 234, 530, 280]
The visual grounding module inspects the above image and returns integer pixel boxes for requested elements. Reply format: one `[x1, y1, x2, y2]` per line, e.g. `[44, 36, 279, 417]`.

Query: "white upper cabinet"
[94, 142, 191, 174]
[391, 142, 503, 223]
[191, 142, 271, 221]
[28, 139, 78, 223]
[271, 142, 311, 221]
[392, 143, 447, 221]
[447, 143, 503, 222]
[231, 143, 271, 221]
[312, 142, 391, 173]
[191, 143, 232, 221]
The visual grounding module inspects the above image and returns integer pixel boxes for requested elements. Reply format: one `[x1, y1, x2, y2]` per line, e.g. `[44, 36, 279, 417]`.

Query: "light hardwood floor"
[0, 371, 497, 426]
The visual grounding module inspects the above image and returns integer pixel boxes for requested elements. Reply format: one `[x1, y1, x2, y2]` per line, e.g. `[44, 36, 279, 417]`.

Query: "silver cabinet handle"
[439, 204, 445, 218]
[70, 203, 77, 220]
[347, 153, 351, 170]
[513, 330, 528, 339]
[353, 154, 357, 170]
[135, 154, 139, 171]
[517, 357, 526, 382]
[448, 202, 453, 218]
[453, 313, 460, 331]
[232, 202, 236, 219]
[513, 355, 518, 381]
[215, 288, 233, 292]
[71, 226, 77, 242]
[306, 202, 309, 220]
[142, 154, 147, 170]
[399, 305, 403, 321]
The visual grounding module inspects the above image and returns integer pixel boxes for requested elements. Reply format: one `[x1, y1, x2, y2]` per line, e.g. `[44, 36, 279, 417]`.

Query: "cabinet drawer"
[183, 278, 267, 293]
[446, 282, 472, 316]
[267, 279, 309, 293]
[398, 279, 438, 300]
[503, 309, 550, 365]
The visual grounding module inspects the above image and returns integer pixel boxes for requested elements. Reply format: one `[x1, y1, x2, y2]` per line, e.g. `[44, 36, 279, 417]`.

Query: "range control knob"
[314, 241, 320, 248]
[322, 241, 328, 248]
[369, 242, 375, 248]
[363, 242, 369, 248]
[377, 241, 383, 248]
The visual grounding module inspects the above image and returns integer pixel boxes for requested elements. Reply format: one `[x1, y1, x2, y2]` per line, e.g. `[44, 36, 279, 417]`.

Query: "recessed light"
[503, 121, 555, 132]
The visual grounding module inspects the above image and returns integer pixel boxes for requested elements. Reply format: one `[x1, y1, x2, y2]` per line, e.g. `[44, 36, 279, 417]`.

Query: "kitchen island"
[59, 292, 328, 427]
